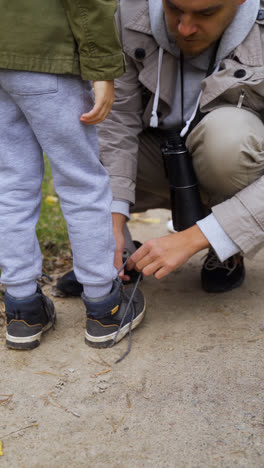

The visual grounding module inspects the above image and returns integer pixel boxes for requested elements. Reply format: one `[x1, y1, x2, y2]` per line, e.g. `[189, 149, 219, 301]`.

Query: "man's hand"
[80, 80, 114, 125]
[130, 225, 210, 280]
[112, 213, 130, 282]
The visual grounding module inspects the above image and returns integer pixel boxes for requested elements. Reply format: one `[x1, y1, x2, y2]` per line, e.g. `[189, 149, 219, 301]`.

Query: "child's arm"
[61, 0, 125, 82]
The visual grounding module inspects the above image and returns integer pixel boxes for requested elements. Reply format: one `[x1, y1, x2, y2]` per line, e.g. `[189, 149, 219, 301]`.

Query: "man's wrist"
[184, 224, 210, 255]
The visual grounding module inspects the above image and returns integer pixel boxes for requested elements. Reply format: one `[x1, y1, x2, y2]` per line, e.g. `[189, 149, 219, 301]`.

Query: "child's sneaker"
[5, 286, 56, 350]
[83, 278, 146, 348]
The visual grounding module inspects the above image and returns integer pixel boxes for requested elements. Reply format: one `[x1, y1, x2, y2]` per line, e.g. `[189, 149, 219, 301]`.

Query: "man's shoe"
[201, 249, 245, 293]
[5, 285, 56, 350]
[83, 278, 146, 348]
[56, 241, 143, 296]
[56, 270, 83, 296]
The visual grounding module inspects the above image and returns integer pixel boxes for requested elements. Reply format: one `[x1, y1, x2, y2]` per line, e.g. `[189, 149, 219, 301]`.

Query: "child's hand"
[80, 80, 114, 125]
[112, 213, 130, 282]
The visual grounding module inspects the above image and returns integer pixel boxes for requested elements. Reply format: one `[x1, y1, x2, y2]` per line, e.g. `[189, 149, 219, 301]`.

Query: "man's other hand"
[80, 80, 114, 125]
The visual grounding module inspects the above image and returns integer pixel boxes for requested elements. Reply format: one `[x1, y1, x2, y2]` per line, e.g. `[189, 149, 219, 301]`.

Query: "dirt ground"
[1, 208, 264, 468]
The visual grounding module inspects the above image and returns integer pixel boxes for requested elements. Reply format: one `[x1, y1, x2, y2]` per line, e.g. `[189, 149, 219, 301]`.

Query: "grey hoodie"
[148, 0, 260, 128]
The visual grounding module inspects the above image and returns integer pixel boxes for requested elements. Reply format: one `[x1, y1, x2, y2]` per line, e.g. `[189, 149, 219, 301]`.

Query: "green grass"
[36, 155, 71, 271]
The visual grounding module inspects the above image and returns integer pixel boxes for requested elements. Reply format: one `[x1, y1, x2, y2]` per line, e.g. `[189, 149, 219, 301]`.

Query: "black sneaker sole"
[84, 305, 146, 348]
[202, 268, 245, 293]
[6, 321, 54, 350]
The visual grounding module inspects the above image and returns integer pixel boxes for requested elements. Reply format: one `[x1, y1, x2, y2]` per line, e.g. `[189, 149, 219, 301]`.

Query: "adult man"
[59, 0, 264, 294]
[1, 0, 145, 351]
[102, 0, 264, 289]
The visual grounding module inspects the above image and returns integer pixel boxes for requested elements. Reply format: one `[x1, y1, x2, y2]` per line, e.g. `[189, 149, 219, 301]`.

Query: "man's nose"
[178, 14, 197, 37]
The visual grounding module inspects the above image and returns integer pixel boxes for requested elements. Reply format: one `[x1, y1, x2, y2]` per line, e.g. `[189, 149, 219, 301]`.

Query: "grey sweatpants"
[0, 70, 116, 297]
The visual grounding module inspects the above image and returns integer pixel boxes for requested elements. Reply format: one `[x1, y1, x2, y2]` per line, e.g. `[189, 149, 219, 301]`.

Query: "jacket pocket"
[200, 60, 264, 113]
[0, 70, 58, 95]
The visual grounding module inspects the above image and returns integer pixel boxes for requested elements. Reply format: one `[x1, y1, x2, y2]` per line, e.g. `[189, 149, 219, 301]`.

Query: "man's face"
[162, 0, 246, 56]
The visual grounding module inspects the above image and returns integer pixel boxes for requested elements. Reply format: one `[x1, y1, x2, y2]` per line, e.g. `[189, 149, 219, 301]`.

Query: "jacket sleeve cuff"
[212, 190, 264, 258]
[111, 200, 130, 219]
[197, 213, 240, 262]
[79, 53, 125, 81]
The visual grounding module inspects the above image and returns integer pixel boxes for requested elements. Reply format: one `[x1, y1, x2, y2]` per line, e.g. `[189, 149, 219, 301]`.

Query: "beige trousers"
[133, 107, 264, 213]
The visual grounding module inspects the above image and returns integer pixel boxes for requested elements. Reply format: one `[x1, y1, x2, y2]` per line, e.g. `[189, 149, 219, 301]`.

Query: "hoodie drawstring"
[150, 47, 164, 128]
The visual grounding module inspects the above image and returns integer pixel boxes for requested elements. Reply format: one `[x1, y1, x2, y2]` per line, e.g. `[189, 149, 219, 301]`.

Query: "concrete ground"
[1, 209, 264, 468]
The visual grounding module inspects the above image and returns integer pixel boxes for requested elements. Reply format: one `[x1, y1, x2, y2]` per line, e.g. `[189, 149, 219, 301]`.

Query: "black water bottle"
[161, 130, 204, 231]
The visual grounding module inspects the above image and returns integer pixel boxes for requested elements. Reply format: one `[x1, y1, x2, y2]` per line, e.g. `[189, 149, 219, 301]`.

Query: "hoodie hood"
[148, 0, 260, 129]
[149, 0, 260, 66]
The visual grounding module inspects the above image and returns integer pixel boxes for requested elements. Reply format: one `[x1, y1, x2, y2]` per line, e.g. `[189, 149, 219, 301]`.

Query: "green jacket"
[0, 0, 125, 81]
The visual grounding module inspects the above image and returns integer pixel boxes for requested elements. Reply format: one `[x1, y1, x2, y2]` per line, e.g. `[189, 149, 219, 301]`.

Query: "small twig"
[0, 394, 13, 404]
[95, 351, 111, 368]
[40, 395, 59, 409]
[33, 371, 65, 377]
[48, 392, 65, 409]
[115, 416, 125, 432]
[90, 358, 106, 367]
[41, 392, 62, 409]
[0, 423, 38, 440]
[110, 416, 116, 432]
[0, 395, 13, 408]
[110, 416, 125, 433]
[92, 368, 112, 378]
[40, 392, 80, 418]
[126, 394, 131, 409]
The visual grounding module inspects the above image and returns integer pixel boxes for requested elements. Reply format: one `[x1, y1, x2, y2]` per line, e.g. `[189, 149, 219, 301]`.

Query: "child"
[1, 0, 145, 350]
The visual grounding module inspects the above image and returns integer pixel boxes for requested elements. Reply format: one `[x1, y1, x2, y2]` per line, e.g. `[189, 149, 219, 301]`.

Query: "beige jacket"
[99, 0, 264, 256]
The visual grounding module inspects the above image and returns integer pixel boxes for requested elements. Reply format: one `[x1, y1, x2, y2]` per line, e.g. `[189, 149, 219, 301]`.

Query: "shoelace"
[37, 273, 56, 329]
[110, 257, 142, 363]
[46, 300, 56, 330]
[41, 272, 53, 282]
[203, 249, 238, 276]
[37, 285, 56, 330]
